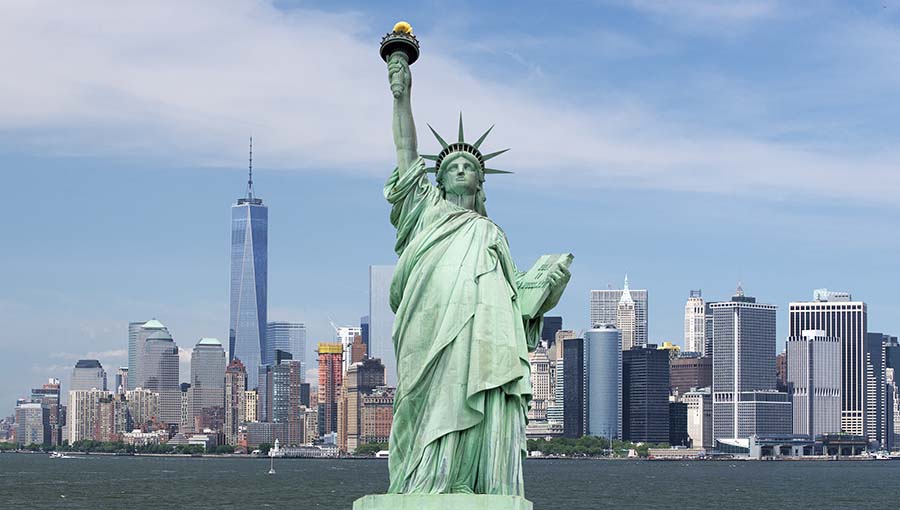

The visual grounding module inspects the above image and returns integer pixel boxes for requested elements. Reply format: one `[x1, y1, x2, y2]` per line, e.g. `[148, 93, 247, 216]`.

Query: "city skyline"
[4, 1, 900, 412]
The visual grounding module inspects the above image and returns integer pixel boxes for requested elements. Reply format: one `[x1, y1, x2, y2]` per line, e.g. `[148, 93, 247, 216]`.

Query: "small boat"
[50, 452, 73, 459]
[268, 438, 278, 474]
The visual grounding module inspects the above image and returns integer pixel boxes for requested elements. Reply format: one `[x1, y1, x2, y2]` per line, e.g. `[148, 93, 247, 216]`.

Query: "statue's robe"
[385, 157, 541, 496]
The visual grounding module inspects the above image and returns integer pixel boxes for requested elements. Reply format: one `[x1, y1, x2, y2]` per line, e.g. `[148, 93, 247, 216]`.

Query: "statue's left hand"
[537, 263, 571, 316]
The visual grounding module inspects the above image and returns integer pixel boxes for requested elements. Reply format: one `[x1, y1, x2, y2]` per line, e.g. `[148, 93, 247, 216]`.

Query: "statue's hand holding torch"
[387, 53, 411, 99]
[380, 21, 419, 100]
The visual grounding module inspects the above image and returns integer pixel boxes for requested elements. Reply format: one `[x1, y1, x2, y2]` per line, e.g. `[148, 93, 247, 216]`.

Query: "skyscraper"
[125, 388, 159, 431]
[15, 403, 47, 446]
[190, 338, 226, 432]
[541, 316, 563, 348]
[138, 330, 180, 428]
[128, 319, 166, 391]
[865, 332, 887, 447]
[272, 355, 303, 445]
[70, 360, 107, 391]
[528, 346, 551, 422]
[616, 278, 638, 351]
[562, 337, 587, 438]
[127, 321, 146, 391]
[68, 389, 110, 443]
[623, 345, 670, 443]
[669, 355, 712, 401]
[789, 289, 867, 436]
[30, 379, 61, 445]
[224, 359, 247, 446]
[230, 150, 268, 383]
[712, 285, 787, 441]
[787, 330, 841, 437]
[266, 322, 306, 374]
[585, 324, 622, 439]
[547, 329, 576, 425]
[590, 276, 648, 348]
[684, 290, 705, 354]
[317, 342, 343, 437]
[683, 388, 712, 448]
[115, 367, 128, 395]
[369, 265, 396, 386]
[336, 326, 363, 374]
[343, 358, 386, 452]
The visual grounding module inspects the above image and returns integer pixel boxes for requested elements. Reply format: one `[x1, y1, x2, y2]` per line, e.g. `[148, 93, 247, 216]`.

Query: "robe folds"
[384, 157, 541, 496]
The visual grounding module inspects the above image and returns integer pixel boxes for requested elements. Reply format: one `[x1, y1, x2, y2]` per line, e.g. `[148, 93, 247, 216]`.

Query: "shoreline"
[2, 450, 894, 462]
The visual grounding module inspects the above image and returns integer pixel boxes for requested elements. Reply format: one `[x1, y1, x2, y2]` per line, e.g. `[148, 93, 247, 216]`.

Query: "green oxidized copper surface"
[358, 23, 572, 506]
[353, 494, 533, 510]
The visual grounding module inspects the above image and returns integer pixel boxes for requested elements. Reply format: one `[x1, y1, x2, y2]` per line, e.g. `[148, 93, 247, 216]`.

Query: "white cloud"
[0, 0, 898, 205]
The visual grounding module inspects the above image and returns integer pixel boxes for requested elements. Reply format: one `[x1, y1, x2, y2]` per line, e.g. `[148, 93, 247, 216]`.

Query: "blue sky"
[2, 0, 900, 412]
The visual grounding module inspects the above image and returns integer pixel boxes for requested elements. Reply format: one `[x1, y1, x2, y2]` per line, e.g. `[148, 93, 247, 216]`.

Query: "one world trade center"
[229, 139, 267, 388]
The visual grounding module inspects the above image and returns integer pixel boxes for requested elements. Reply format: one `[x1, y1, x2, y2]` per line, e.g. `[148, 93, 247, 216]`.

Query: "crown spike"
[482, 148, 510, 161]
[425, 167, 437, 173]
[458, 112, 465, 143]
[422, 154, 438, 161]
[484, 168, 513, 174]
[427, 124, 449, 149]
[473, 125, 494, 149]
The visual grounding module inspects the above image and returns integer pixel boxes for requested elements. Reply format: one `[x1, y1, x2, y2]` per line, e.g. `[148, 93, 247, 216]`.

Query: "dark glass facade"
[623, 345, 670, 443]
[563, 338, 586, 438]
[669, 402, 688, 446]
[541, 316, 563, 348]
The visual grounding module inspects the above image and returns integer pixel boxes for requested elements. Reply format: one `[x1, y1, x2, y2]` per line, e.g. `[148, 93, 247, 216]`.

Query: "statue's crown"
[422, 113, 511, 176]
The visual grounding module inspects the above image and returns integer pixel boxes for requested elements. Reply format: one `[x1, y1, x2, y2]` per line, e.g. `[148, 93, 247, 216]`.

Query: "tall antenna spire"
[247, 136, 254, 199]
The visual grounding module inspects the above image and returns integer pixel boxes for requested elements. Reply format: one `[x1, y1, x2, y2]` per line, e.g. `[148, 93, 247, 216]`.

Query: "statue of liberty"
[379, 22, 571, 500]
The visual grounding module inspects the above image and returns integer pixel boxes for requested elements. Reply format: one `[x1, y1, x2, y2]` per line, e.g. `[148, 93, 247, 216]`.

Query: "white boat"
[49, 452, 73, 459]
[268, 438, 279, 474]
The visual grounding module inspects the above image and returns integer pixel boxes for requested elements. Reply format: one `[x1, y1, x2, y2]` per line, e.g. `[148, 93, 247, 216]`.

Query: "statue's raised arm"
[383, 23, 419, 173]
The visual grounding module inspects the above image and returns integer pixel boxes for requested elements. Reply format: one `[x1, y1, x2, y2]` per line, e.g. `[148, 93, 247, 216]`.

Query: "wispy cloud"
[0, 0, 897, 206]
[624, 0, 779, 27]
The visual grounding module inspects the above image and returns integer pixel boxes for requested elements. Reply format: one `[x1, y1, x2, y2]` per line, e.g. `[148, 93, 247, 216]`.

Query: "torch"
[380, 21, 420, 98]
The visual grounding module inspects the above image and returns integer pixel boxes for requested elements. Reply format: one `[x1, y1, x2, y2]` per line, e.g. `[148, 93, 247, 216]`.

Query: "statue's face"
[439, 153, 481, 197]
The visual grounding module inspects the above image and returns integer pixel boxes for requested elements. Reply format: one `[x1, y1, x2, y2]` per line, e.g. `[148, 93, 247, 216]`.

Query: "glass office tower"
[229, 179, 268, 387]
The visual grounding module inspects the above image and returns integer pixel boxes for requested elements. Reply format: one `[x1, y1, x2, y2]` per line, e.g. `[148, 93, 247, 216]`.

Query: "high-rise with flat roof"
[670, 355, 712, 400]
[15, 403, 47, 446]
[866, 332, 887, 447]
[585, 324, 622, 439]
[789, 289, 867, 436]
[590, 276, 648, 349]
[273, 356, 303, 445]
[712, 285, 781, 441]
[787, 330, 841, 437]
[623, 345, 670, 443]
[368, 265, 396, 386]
[31, 378, 62, 445]
[336, 326, 363, 374]
[684, 388, 712, 448]
[562, 337, 587, 438]
[224, 359, 247, 445]
[230, 155, 268, 381]
[343, 358, 386, 452]
[71, 360, 107, 392]
[684, 290, 706, 354]
[266, 322, 306, 374]
[318, 342, 343, 437]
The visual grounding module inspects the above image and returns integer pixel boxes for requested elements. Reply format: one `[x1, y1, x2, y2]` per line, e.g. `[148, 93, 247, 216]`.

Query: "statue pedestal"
[352, 494, 533, 510]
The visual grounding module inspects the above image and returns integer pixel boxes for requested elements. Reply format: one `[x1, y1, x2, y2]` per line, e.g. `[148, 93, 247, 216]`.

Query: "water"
[1, 454, 898, 509]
